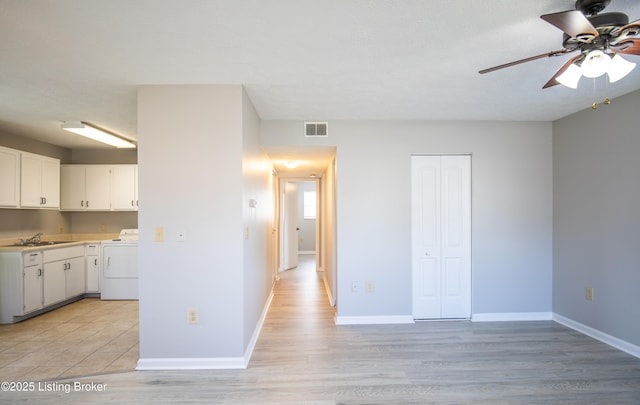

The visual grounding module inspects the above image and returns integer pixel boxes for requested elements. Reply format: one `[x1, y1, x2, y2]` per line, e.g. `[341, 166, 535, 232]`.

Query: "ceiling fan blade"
[611, 19, 640, 39]
[541, 10, 598, 38]
[618, 38, 640, 56]
[542, 55, 584, 89]
[479, 49, 571, 74]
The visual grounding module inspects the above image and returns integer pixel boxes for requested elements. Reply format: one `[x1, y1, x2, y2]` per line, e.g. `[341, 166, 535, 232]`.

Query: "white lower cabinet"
[0, 244, 89, 323]
[43, 246, 86, 307]
[85, 244, 100, 293]
[23, 252, 44, 314]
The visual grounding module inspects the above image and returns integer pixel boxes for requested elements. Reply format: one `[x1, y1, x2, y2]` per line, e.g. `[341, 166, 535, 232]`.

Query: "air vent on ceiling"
[304, 122, 328, 137]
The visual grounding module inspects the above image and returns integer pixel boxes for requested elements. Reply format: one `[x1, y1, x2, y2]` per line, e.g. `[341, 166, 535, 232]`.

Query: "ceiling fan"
[479, 0, 640, 89]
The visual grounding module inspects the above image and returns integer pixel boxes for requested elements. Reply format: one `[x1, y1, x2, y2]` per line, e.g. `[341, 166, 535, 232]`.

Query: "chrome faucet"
[21, 232, 43, 245]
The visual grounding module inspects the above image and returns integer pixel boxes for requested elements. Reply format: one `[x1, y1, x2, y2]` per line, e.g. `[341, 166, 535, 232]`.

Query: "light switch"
[177, 230, 187, 242]
[155, 227, 165, 242]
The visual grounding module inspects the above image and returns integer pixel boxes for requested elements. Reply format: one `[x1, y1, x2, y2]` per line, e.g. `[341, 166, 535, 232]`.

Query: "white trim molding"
[334, 315, 415, 325]
[553, 313, 640, 359]
[472, 312, 553, 322]
[137, 357, 246, 370]
[137, 291, 274, 371]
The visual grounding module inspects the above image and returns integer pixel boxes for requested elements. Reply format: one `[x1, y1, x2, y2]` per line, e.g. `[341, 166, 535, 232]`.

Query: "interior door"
[412, 155, 471, 319]
[282, 181, 299, 270]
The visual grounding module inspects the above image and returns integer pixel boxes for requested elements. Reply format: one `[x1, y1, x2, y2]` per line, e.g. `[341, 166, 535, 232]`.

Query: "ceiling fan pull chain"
[592, 78, 598, 109]
[603, 74, 611, 105]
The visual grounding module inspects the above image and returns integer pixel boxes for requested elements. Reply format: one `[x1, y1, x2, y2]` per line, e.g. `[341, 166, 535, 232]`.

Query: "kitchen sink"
[5, 241, 78, 247]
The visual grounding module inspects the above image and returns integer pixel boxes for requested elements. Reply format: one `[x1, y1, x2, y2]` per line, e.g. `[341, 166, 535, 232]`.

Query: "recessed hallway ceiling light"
[285, 161, 300, 169]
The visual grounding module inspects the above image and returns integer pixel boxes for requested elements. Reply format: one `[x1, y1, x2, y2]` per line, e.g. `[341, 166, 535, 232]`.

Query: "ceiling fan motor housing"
[562, 12, 629, 50]
[576, 0, 611, 16]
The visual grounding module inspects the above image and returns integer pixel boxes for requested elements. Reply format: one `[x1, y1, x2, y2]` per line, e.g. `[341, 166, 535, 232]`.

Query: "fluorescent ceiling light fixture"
[607, 54, 636, 83]
[556, 63, 582, 89]
[285, 161, 300, 169]
[61, 121, 136, 148]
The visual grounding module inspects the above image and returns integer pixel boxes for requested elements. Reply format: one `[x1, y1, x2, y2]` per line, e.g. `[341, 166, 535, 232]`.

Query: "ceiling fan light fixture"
[581, 50, 611, 78]
[607, 54, 636, 82]
[556, 63, 583, 88]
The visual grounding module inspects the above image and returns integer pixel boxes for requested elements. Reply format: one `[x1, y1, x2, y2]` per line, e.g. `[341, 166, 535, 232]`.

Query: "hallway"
[3, 255, 640, 403]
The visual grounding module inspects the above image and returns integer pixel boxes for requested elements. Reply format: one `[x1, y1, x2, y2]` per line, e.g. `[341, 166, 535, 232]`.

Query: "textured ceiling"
[1, 0, 640, 151]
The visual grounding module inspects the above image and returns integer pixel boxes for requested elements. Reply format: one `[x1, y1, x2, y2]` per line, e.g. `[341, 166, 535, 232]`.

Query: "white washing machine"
[101, 229, 138, 300]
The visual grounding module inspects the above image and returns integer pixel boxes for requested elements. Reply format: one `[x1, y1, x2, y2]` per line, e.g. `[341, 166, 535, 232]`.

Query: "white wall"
[553, 89, 640, 346]
[137, 85, 254, 366]
[261, 121, 553, 319]
[241, 88, 274, 350]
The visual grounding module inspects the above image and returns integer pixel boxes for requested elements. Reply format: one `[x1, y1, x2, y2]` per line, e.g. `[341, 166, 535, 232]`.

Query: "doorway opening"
[266, 146, 337, 307]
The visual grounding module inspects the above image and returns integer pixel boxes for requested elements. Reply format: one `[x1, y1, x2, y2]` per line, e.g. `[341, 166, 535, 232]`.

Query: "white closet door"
[412, 155, 471, 319]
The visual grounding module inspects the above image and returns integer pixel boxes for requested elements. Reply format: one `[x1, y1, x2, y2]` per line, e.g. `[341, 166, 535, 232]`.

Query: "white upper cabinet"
[60, 165, 112, 210]
[61, 164, 137, 211]
[20, 152, 60, 209]
[0, 146, 20, 207]
[112, 165, 138, 210]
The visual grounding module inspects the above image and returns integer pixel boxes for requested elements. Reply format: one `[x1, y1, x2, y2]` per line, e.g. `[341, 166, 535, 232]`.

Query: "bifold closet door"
[412, 155, 471, 319]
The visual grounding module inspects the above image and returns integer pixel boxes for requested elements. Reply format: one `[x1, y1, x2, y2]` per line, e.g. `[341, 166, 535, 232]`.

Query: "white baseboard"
[242, 291, 274, 366]
[472, 312, 553, 322]
[335, 315, 415, 325]
[137, 357, 246, 370]
[322, 274, 335, 307]
[553, 313, 640, 359]
[137, 291, 274, 371]
[298, 251, 316, 255]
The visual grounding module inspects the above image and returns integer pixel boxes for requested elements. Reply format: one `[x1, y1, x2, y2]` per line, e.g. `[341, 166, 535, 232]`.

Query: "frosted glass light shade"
[581, 50, 611, 78]
[607, 54, 636, 83]
[556, 63, 582, 88]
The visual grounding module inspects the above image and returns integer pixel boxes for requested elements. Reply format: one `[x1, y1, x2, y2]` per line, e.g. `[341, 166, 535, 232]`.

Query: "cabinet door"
[60, 165, 86, 210]
[20, 153, 43, 208]
[65, 256, 86, 298]
[23, 266, 43, 314]
[0, 147, 20, 207]
[86, 244, 100, 292]
[41, 157, 60, 208]
[85, 166, 112, 210]
[43, 261, 66, 306]
[112, 165, 137, 210]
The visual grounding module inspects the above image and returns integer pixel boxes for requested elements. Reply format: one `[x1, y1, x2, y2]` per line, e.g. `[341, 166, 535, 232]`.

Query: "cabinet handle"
[94, 258, 98, 266]
[44, 197, 46, 204]
[38, 268, 42, 277]
[81, 200, 84, 207]
[131, 200, 134, 207]
[86, 200, 89, 208]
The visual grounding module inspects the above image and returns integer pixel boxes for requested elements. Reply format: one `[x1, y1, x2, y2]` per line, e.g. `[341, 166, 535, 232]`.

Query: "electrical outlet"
[351, 281, 360, 293]
[100, 224, 107, 232]
[586, 287, 594, 301]
[58, 224, 64, 233]
[187, 308, 199, 325]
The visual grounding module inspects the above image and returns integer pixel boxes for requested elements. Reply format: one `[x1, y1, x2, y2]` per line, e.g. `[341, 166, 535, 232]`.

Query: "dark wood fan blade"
[479, 49, 571, 74]
[618, 39, 640, 56]
[542, 55, 583, 89]
[541, 10, 598, 38]
[611, 19, 640, 39]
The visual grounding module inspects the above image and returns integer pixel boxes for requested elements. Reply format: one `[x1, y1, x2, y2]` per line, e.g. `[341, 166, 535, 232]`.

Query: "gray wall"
[553, 89, 640, 346]
[137, 85, 272, 364]
[262, 120, 553, 319]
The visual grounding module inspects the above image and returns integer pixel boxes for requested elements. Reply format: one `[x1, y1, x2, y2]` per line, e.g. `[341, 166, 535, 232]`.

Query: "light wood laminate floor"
[2, 255, 640, 404]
